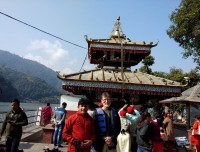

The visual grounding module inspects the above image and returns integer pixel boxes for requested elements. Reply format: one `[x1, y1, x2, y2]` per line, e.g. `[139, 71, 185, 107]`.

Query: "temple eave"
[61, 79, 182, 96]
[62, 85, 181, 97]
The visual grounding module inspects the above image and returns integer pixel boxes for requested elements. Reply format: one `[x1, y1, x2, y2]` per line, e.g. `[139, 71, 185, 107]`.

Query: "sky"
[0, 1, 196, 74]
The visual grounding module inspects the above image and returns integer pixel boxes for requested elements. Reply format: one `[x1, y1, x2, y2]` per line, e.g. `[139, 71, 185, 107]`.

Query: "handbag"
[160, 130, 168, 141]
[160, 127, 168, 141]
[192, 128, 200, 135]
[191, 123, 200, 135]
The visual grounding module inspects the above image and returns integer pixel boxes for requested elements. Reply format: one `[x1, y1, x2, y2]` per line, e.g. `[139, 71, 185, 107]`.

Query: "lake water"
[0, 102, 60, 126]
[0, 102, 60, 112]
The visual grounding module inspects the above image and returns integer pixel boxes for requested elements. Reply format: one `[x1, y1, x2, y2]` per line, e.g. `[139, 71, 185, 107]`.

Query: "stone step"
[21, 125, 43, 142]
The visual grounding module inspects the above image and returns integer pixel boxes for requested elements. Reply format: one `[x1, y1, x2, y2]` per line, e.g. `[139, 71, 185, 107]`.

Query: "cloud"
[25, 39, 76, 73]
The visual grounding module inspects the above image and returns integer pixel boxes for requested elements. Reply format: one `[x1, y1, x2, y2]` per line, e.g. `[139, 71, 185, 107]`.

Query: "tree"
[139, 55, 155, 74]
[167, 0, 200, 70]
[152, 71, 168, 78]
[167, 67, 184, 82]
[184, 69, 200, 88]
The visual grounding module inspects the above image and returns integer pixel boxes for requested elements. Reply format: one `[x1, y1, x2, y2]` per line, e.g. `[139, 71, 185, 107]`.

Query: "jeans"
[137, 146, 152, 152]
[91, 144, 97, 152]
[6, 137, 20, 152]
[53, 124, 63, 146]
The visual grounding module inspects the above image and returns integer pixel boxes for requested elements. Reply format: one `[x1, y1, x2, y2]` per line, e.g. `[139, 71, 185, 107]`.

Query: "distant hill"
[0, 50, 61, 90]
[0, 66, 60, 103]
[0, 73, 19, 102]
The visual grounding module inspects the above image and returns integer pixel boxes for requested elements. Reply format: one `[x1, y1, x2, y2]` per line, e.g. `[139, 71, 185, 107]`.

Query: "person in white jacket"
[119, 104, 141, 152]
[117, 109, 133, 152]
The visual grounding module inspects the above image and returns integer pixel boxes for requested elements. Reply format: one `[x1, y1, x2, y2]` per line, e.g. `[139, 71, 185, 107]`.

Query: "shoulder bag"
[192, 126, 200, 135]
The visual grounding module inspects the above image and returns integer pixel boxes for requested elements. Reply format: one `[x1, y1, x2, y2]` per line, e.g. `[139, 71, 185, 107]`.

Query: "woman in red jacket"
[62, 98, 95, 152]
[190, 116, 200, 151]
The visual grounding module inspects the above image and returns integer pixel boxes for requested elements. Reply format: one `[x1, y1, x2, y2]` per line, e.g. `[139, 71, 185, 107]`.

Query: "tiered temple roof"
[58, 17, 183, 101]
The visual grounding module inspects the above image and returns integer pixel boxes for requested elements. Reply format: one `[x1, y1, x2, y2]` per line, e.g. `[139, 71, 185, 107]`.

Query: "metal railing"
[0, 109, 41, 127]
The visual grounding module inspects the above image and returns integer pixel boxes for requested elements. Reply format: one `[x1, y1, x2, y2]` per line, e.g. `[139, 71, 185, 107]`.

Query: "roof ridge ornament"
[110, 16, 125, 40]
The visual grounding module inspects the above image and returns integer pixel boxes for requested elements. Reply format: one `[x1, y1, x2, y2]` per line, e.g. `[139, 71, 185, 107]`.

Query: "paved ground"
[18, 128, 191, 152]
[1, 125, 193, 152]
[19, 142, 68, 152]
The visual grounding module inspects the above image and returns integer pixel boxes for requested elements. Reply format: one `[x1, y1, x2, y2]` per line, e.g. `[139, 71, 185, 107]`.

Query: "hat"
[127, 106, 134, 114]
[99, 102, 103, 107]
[78, 98, 89, 106]
[119, 110, 126, 116]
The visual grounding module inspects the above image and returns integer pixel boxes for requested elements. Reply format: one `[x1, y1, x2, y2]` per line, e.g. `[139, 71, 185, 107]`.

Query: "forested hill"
[0, 50, 61, 90]
[0, 66, 60, 103]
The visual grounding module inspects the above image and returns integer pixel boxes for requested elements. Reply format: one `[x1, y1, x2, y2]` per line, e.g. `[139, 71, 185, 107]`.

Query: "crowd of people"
[2, 93, 197, 152]
[61, 92, 177, 152]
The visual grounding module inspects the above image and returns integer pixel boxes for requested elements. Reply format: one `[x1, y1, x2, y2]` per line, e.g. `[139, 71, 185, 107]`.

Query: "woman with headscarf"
[117, 109, 133, 152]
[163, 113, 175, 152]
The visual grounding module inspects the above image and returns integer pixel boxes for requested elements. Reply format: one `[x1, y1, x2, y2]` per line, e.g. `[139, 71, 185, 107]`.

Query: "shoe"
[58, 145, 63, 148]
[54, 144, 57, 148]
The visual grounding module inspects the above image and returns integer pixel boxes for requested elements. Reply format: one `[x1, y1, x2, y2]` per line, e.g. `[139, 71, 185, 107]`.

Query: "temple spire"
[110, 16, 125, 40]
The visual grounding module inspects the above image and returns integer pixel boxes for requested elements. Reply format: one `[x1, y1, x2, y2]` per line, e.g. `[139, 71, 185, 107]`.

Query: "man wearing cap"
[94, 92, 121, 152]
[62, 98, 95, 152]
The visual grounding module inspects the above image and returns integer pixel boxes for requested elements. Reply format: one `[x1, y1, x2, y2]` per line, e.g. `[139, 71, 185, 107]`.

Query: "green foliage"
[139, 55, 155, 74]
[170, 104, 185, 114]
[167, 67, 184, 82]
[142, 55, 155, 66]
[139, 66, 152, 74]
[0, 74, 19, 102]
[152, 71, 168, 78]
[165, 67, 200, 88]
[0, 66, 60, 103]
[167, 0, 200, 70]
[184, 69, 200, 89]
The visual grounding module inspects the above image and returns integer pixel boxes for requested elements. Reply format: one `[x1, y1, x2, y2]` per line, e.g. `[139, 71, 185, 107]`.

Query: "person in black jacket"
[136, 112, 153, 152]
[0, 99, 28, 152]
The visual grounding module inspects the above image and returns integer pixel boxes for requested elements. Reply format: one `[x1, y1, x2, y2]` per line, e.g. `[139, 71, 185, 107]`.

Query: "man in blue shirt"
[52, 102, 67, 147]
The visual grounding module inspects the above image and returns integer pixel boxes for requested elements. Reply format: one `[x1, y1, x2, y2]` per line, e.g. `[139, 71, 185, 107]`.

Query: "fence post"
[36, 107, 42, 126]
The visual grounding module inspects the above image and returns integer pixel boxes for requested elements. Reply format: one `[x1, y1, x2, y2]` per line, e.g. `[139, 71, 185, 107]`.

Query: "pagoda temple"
[58, 17, 184, 106]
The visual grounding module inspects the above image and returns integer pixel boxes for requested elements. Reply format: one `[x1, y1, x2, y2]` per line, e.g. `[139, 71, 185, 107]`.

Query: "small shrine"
[58, 17, 184, 106]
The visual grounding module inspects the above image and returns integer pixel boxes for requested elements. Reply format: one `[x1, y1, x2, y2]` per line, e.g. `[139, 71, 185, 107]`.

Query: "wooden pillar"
[187, 103, 191, 129]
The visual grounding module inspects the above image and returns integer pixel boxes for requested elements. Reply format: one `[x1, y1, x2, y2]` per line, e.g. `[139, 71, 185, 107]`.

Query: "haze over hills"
[0, 50, 61, 90]
[0, 50, 63, 103]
